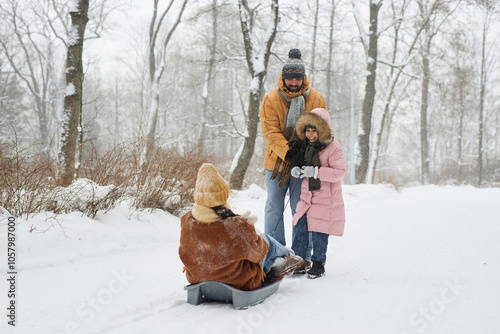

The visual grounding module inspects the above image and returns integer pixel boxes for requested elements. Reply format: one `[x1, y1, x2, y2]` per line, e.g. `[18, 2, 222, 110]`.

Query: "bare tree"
[0, 57, 27, 138]
[142, 0, 188, 173]
[0, 0, 63, 152]
[0, 0, 123, 154]
[199, 0, 219, 148]
[229, 0, 279, 189]
[367, 0, 433, 183]
[416, 0, 460, 185]
[352, 0, 382, 184]
[310, 0, 320, 87]
[443, 27, 476, 183]
[475, 0, 496, 187]
[326, 0, 338, 109]
[58, 0, 90, 186]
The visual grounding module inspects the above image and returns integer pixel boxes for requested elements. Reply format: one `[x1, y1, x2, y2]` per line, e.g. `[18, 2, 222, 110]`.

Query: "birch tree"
[310, 0, 320, 87]
[229, 0, 279, 189]
[199, 0, 219, 148]
[142, 0, 188, 172]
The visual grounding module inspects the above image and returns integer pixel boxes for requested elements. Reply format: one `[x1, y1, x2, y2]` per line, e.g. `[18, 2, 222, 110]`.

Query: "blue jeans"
[292, 224, 313, 261]
[264, 169, 303, 246]
[291, 214, 329, 264]
[259, 233, 292, 274]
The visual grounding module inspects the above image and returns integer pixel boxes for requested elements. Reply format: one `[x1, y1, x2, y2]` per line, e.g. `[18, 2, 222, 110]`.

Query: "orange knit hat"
[194, 163, 229, 208]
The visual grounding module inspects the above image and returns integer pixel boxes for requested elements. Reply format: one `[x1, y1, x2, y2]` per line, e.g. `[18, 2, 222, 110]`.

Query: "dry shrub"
[79, 144, 135, 187]
[0, 143, 58, 217]
[132, 146, 213, 215]
[1, 141, 215, 218]
[373, 168, 406, 189]
[80, 143, 214, 215]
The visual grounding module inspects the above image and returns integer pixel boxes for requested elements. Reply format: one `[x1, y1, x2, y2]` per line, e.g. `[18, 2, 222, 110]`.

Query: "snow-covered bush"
[0, 142, 214, 218]
[50, 179, 125, 218]
[130, 146, 208, 215]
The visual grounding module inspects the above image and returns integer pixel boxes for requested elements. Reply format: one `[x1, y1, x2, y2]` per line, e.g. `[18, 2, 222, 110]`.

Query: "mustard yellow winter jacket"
[260, 74, 327, 171]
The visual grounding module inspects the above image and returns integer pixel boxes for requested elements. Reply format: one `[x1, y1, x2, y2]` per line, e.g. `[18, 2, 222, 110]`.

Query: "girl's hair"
[212, 205, 237, 219]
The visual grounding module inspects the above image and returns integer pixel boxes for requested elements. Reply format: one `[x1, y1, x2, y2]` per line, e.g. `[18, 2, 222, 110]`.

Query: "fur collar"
[192, 203, 231, 224]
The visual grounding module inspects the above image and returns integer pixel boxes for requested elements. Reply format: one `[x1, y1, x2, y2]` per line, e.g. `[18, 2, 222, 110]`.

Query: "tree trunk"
[368, 74, 397, 183]
[142, 0, 188, 173]
[355, 1, 381, 184]
[477, 7, 489, 187]
[416, 0, 461, 185]
[326, 0, 336, 109]
[58, 0, 89, 187]
[310, 0, 320, 87]
[37, 101, 50, 151]
[457, 75, 465, 183]
[230, 0, 279, 190]
[420, 51, 430, 184]
[114, 76, 120, 146]
[230, 77, 262, 188]
[199, 0, 219, 148]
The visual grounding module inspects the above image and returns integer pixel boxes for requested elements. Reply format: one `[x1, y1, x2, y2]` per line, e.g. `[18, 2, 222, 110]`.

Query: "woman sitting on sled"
[178, 163, 303, 291]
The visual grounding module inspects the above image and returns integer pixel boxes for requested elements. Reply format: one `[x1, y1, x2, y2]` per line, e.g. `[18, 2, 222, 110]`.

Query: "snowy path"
[1, 185, 500, 334]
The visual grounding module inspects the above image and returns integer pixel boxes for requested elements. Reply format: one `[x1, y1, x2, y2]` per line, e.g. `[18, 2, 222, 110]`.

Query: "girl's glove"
[291, 166, 302, 178]
[301, 166, 316, 178]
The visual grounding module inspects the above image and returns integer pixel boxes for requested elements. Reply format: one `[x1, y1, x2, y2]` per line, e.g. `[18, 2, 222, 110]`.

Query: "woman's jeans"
[264, 169, 312, 260]
[292, 214, 329, 264]
[259, 233, 292, 274]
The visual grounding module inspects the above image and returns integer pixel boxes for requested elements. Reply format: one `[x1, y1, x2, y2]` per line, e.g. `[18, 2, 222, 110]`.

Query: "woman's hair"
[212, 205, 237, 219]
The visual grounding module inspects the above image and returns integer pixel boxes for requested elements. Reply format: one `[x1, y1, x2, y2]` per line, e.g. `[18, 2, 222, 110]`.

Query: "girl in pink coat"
[290, 107, 346, 278]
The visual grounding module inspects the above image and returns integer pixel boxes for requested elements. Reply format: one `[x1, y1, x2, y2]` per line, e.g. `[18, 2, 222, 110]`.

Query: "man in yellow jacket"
[260, 48, 327, 263]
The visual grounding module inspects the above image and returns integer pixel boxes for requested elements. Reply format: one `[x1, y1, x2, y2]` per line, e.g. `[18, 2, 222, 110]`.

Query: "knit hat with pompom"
[194, 163, 229, 208]
[282, 48, 306, 80]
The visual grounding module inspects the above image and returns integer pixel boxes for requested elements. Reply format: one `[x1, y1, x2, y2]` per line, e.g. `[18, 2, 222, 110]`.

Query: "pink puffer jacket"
[291, 138, 346, 236]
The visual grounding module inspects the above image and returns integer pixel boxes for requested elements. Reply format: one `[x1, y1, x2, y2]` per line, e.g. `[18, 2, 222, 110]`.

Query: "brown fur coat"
[178, 211, 268, 291]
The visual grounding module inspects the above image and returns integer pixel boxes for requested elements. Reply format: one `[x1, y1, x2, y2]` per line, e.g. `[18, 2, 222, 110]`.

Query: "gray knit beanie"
[282, 48, 305, 80]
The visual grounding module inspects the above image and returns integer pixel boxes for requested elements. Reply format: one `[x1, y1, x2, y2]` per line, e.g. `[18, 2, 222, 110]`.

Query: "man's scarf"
[271, 89, 309, 188]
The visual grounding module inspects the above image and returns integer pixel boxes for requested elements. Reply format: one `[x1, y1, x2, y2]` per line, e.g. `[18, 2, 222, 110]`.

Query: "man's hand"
[291, 166, 302, 178]
[285, 140, 301, 159]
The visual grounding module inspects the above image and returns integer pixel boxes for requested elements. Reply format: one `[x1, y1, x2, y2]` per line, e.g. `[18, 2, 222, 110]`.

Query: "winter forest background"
[1, 0, 499, 217]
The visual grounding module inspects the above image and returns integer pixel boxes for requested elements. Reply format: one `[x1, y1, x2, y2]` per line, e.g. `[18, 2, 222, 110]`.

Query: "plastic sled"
[184, 280, 282, 310]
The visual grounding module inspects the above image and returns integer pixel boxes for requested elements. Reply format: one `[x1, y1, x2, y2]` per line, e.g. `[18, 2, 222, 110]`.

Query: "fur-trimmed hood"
[295, 108, 332, 144]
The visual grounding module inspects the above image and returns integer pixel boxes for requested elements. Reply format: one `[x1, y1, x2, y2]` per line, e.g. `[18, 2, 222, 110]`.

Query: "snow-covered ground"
[1, 184, 500, 334]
